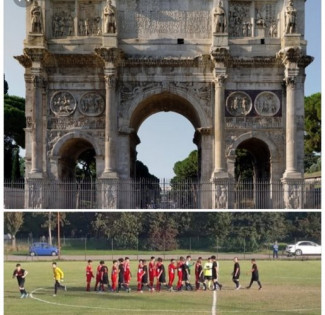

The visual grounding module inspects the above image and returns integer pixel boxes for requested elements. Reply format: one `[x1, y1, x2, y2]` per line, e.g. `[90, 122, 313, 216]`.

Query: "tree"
[75, 149, 96, 180]
[4, 94, 25, 180]
[235, 149, 254, 181]
[4, 212, 24, 249]
[304, 93, 321, 154]
[4, 76, 9, 95]
[172, 150, 198, 181]
[11, 148, 22, 182]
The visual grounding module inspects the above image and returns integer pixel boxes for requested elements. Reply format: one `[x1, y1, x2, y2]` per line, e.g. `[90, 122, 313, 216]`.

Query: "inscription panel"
[117, 0, 212, 39]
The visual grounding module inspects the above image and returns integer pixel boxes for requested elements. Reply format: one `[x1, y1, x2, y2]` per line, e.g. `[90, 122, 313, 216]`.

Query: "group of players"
[86, 255, 262, 293]
[12, 256, 262, 298]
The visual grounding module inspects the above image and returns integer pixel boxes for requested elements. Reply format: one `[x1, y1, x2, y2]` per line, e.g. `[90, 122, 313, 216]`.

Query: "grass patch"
[4, 260, 321, 315]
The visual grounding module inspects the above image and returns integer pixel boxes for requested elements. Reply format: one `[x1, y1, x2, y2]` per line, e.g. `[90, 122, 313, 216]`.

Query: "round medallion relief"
[79, 92, 105, 116]
[254, 92, 280, 116]
[226, 92, 252, 116]
[50, 91, 77, 117]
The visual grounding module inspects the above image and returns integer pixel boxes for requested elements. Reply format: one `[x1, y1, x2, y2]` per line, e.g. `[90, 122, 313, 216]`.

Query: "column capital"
[95, 47, 124, 66]
[276, 46, 301, 65]
[214, 73, 228, 87]
[104, 73, 117, 89]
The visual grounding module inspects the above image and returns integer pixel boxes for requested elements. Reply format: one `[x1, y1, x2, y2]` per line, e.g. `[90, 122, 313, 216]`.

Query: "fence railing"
[4, 178, 321, 209]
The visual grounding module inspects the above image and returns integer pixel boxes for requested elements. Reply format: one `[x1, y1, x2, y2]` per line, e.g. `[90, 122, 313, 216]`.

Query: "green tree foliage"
[4, 212, 24, 249]
[304, 93, 321, 154]
[75, 149, 96, 180]
[4, 95, 26, 180]
[4, 77, 9, 95]
[11, 148, 22, 182]
[235, 149, 254, 181]
[172, 150, 198, 181]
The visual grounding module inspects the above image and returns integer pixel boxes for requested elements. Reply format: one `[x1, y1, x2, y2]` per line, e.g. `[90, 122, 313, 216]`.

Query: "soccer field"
[4, 260, 321, 315]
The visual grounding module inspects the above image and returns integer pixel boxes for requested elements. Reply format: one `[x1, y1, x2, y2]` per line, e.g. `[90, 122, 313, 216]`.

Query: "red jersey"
[111, 265, 118, 277]
[96, 265, 102, 280]
[137, 264, 144, 282]
[168, 263, 177, 275]
[149, 261, 156, 277]
[124, 261, 131, 282]
[86, 265, 94, 279]
[177, 262, 183, 279]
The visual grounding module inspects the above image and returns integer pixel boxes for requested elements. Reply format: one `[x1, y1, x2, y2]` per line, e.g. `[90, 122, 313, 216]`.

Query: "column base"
[281, 177, 304, 209]
[282, 170, 303, 180]
[211, 170, 229, 180]
[101, 171, 119, 179]
[212, 177, 233, 209]
[28, 171, 43, 179]
[99, 178, 119, 209]
[25, 178, 44, 209]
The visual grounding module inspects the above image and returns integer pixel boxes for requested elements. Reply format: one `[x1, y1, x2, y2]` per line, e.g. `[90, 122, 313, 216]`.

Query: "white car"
[286, 241, 321, 256]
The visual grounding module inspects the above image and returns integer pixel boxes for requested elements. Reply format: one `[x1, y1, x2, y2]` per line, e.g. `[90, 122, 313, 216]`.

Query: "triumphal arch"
[16, 0, 313, 209]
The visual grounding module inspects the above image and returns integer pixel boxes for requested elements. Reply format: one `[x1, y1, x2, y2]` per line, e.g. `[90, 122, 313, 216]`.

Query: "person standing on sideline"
[86, 260, 94, 291]
[273, 241, 279, 259]
[232, 257, 241, 290]
[246, 259, 262, 290]
[52, 262, 66, 296]
[211, 255, 222, 290]
[12, 263, 29, 298]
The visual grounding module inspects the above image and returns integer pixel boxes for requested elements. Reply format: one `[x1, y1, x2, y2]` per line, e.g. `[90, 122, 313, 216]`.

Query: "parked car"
[29, 242, 59, 256]
[286, 241, 321, 256]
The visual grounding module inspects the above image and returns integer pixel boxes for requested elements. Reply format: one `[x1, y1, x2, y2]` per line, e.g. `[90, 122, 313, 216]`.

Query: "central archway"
[124, 91, 212, 209]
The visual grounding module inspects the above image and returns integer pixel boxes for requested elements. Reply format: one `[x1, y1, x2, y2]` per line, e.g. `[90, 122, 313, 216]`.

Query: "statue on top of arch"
[103, 0, 117, 34]
[285, 0, 297, 34]
[213, 0, 227, 34]
[30, 1, 43, 34]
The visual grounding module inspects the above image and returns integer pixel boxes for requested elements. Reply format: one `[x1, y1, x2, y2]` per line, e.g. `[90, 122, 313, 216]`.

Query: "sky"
[3, 0, 322, 179]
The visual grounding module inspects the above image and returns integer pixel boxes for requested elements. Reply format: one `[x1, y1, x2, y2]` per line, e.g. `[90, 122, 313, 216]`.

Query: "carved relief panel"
[79, 92, 105, 117]
[228, 1, 252, 37]
[254, 91, 280, 116]
[78, 1, 102, 36]
[51, 1, 75, 38]
[50, 91, 77, 116]
[255, 2, 278, 37]
[226, 92, 252, 116]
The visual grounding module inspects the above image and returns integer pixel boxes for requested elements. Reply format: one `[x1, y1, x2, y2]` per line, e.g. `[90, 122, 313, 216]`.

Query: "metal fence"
[3, 236, 299, 260]
[4, 178, 321, 209]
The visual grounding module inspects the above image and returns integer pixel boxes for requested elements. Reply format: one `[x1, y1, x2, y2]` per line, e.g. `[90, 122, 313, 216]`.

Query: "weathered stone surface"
[16, 0, 312, 209]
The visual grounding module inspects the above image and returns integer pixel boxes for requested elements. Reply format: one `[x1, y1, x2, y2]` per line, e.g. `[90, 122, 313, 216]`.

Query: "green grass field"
[4, 260, 321, 315]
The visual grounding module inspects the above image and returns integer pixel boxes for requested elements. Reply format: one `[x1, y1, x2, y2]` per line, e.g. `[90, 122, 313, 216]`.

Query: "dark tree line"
[10, 212, 321, 252]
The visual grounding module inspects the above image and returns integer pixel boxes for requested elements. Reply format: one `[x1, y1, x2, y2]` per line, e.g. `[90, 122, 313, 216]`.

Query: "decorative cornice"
[210, 47, 231, 64]
[276, 46, 302, 64]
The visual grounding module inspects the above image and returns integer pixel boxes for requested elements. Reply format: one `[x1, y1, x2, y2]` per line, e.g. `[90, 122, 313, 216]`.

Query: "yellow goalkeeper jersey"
[53, 267, 64, 281]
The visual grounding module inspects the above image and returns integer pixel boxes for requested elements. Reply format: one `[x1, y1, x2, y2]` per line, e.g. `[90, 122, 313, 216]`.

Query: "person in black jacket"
[246, 259, 262, 290]
[232, 257, 241, 290]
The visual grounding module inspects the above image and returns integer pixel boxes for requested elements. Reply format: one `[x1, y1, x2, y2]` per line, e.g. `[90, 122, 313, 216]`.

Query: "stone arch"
[124, 87, 210, 131]
[228, 131, 279, 163]
[51, 132, 102, 180]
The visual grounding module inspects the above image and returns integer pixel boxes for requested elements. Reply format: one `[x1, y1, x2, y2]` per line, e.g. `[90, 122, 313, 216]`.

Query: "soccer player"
[100, 261, 109, 292]
[117, 258, 126, 292]
[156, 257, 167, 291]
[137, 259, 145, 292]
[176, 256, 185, 291]
[246, 259, 262, 290]
[232, 257, 241, 290]
[142, 259, 150, 291]
[86, 260, 94, 291]
[12, 263, 28, 298]
[149, 256, 156, 290]
[94, 260, 104, 291]
[211, 255, 222, 290]
[203, 257, 213, 290]
[124, 257, 131, 293]
[182, 257, 193, 290]
[168, 259, 177, 291]
[111, 260, 118, 292]
[52, 262, 66, 296]
[195, 257, 203, 290]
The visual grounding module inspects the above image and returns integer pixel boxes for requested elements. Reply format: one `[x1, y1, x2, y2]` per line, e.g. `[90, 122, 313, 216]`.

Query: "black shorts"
[204, 276, 212, 281]
[158, 275, 166, 283]
[102, 275, 109, 284]
[17, 278, 25, 287]
[142, 275, 148, 284]
[212, 273, 217, 280]
[118, 274, 124, 283]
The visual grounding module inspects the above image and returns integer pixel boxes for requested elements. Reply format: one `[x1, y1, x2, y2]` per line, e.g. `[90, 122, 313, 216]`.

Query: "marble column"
[102, 68, 118, 178]
[212, 73, 228, 178]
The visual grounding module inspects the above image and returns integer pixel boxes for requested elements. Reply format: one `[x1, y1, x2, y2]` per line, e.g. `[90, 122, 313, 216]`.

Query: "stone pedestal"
[282, 178, 303, 209]
[102, 34, 118, 47]
[212, 178, 234, 209]
[212, 33, 229, 47]
[25, 34, 47, 48]
[281, 34, 301, 48]
[25, 178, 44, 209]
[99, 178, 119, 209]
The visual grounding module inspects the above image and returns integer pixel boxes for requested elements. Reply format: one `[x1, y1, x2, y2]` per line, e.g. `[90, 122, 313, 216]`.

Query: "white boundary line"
[29, 287, 321, 314]
[212, 290, 217, 315]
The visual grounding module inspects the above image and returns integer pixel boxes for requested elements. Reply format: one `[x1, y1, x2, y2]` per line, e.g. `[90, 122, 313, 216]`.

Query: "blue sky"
[3, 0, 321, 179]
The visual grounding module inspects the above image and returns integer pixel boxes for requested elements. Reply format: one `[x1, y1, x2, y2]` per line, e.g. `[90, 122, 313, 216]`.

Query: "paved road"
[4, 253, 321, 262]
